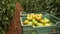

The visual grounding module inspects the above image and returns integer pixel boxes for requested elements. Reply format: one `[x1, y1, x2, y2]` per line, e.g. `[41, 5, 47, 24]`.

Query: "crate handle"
[55, 22, 60, 26]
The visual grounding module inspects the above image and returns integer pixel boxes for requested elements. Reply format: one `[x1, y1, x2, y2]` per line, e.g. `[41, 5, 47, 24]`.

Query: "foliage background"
[0, 0, 60, 34]
[0, 0, 16, 34]
[19, 0, 60, 18]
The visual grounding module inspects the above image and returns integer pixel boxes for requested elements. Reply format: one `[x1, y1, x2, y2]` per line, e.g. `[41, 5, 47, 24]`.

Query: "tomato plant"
[0, 0, 16, 34]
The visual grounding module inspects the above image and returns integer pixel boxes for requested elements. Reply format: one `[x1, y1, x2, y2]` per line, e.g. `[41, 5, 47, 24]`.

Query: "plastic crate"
[20, 12, 60, 34]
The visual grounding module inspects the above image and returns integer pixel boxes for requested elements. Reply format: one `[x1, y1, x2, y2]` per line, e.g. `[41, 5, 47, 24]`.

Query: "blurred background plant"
[0, 0, 60, 34]
[0, 0, 16, 34]
[19, 0, 60, 18]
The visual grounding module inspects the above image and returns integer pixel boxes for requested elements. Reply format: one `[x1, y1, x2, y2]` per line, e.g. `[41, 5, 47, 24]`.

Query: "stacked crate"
[20, 12, 60, 34]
